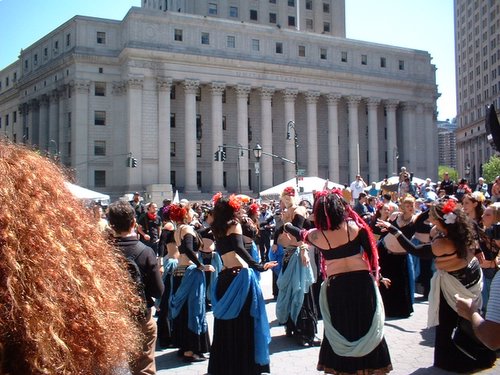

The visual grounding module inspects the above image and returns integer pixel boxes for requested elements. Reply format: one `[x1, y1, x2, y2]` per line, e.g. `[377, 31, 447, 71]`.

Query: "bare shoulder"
[295, 205, 307, 216]
[226, 222, 242, 235]
[308, 229, 319, 242]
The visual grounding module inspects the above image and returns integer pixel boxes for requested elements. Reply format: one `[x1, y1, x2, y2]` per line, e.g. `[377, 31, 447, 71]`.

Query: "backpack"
[124, 243, 148, 320]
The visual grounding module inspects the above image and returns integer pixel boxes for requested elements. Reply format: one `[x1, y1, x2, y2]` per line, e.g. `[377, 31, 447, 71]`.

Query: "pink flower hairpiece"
[283, 186, 296, 197]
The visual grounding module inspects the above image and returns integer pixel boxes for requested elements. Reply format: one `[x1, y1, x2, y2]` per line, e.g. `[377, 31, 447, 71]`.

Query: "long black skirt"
[378, 243, 413, 318]
[318, 271, 392, 374]
[434, 291, 496, 373]
[171, 273, 210, 355]
[208, 267, 270, 375]
[157, 272, 173, 348]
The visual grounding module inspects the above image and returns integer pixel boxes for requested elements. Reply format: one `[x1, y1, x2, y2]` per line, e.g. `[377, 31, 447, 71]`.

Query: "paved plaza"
[155, 271, 499, 375]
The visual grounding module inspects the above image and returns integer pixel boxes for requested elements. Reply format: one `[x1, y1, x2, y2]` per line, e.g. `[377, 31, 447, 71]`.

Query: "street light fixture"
[286, 120, 299, 188]
[253, 144, 262, 199]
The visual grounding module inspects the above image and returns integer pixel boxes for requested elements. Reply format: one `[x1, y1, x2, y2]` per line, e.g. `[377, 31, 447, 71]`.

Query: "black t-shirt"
[138, 213, 162, 242]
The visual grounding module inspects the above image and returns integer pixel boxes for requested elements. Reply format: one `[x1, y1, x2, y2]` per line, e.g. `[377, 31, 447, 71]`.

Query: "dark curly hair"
[431, 201, 475, 259]
[211, 197, 239, 241]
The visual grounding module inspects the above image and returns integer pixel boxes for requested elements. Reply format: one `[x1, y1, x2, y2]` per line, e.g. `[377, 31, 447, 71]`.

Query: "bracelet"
[394, 231, 402, 238]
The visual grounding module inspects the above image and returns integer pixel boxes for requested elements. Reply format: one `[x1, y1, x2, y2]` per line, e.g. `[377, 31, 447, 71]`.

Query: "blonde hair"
[0, 141, 141, 374]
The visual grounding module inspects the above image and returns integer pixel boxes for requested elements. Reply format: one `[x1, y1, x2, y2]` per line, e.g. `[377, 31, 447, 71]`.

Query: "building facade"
[437, 119, 457, 169]
[455, 0, 500, 182]
[0, 1, 438, 198]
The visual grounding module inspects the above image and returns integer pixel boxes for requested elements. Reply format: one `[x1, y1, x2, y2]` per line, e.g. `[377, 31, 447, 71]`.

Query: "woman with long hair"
[377, 199, 497, 372]
[285, 189, 392, 374]
[378, 195, 417, 318]
[0, 140, 141, 374]
[275, 186, 320, 346]
[208, 193, 276, 375]
[168, 203, 214, 362]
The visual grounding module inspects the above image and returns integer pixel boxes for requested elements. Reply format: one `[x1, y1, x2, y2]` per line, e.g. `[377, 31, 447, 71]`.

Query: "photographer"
[478, 203, 500, 311]
[456, 271, 500, 350]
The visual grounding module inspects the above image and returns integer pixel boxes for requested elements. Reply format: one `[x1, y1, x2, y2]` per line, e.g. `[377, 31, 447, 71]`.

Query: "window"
[196, 87, 201, 101]
[398, 60, 405, 70]
[0, 118, 2, 128]
[5, 114, 9, 126]
[222, 115, 227, 130]
[94, 171, 106, 188]
[227, 35, 236, 48]
[361, 54, 367, 65]
[288, 16, 296, 27]
[306, 19, 313, 30]
[323, 2, 330, 13]
[201, 32, 210, 45]
[5, 77, 9, 87]
[269, 12, 277, 23]
[222, 89, 226, 103]
[380, 57, 386, 68]
[67, 112, 71, 128]
[197, 171, 202, 188]
[34, 54, 38, 65]
[323, 22, 330, 32]
[170, 142, 176, 157]
[96, 32, 106, 44]
[196, 115, 202, 139]
[320, 48, 327, 60]
[66, 33, 71, 47]
[298, 45, 306, 57]
[306, 0, 313, 10]
[269, 0, 276, 3]
[171, 171, 176, 187]
[288, 0, 295, 6]
[94, 111, 106, 126]
[229, 6, 238, 17]
[174, 29, 183, 41]
[276, 42, 283, 54]
[54, 40, 59, 50]
[252, 39, 260, 51]
[170, 113, 176, 128]
[197, 143, 202, 157]
[44, 47, 48, 57]
[13, 111, 16, 123]
[208, 3, 217, 15]
[24, 60, 28, 70]
[170, 85, 176, 99]
[94, 82, 106, 96]
[250, 9, 258, 21]
[94, 140, 106, 156]
[98, 67, 103, 73]
[341, 51, 348, 62]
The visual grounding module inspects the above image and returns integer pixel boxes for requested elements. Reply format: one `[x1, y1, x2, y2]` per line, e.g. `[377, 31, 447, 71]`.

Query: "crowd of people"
[2, 138, 500, 375]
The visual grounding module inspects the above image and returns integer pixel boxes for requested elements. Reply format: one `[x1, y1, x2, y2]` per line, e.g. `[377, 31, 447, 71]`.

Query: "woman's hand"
[455, 294, 478, 321]
[263, 261, 278, 270]
[200, 264, 215, 272]
[271, 244, 278, 253]
[379, 277, 392, 289]
[299, 245, 310, 266]
[376, 219, 391, 232]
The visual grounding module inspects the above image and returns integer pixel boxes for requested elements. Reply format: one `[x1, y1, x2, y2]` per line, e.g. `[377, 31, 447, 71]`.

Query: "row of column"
[153, 78, 434, 192]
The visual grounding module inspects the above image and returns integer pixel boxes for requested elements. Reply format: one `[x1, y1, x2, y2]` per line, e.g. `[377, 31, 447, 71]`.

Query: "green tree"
[481, 155, 500, 183]
[438, 165, 458, 183]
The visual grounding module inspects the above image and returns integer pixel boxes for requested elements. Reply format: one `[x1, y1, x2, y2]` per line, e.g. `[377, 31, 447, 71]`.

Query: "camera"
[485, 223, 500, 240]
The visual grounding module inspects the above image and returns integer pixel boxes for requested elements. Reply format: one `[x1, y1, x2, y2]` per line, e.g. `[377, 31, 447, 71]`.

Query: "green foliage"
[437, 166, 458, 182]
[482, 155, 500, 183]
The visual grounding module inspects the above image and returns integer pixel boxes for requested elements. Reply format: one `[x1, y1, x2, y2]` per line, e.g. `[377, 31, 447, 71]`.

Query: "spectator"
[108, 201, 164, 374]
[368, 181, 380, 197]
[354, 192, 371, 222]
[0, 140, 141, 374]
[439, 172, 455, 196]
[492, 176, 500, 202]
[455, 178, 472, 202]
[137, 202, 162, 256]
[258, 202, 276, 263]
[130, 192, 145, 219]
[350, 174, 367, 204]
[475, 177, 490, 198]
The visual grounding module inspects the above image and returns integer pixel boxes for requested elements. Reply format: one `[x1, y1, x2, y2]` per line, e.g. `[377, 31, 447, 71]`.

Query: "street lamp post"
[253, 144, 262, 199]
[286, 120, 299, 188]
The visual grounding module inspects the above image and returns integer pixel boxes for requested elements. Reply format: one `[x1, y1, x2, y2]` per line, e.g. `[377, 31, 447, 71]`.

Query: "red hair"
[169, 203, 188, 223]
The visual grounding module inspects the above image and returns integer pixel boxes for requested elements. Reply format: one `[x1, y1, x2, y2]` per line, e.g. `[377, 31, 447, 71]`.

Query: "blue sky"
[0, 0, 455, 120]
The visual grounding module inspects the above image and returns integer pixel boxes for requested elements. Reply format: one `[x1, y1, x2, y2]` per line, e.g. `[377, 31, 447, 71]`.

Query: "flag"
[485, 103, 500, 151]
[172, 190, 179, 204]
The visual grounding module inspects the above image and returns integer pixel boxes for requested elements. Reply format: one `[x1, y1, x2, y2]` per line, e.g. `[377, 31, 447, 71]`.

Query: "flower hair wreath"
[282, 186, 296, 197]
[441, 199, 457, 224]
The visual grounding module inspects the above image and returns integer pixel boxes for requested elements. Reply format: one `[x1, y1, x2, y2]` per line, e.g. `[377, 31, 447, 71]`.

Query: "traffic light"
[221, 150, 226, 161]
[131, 157, 138, 168]
[214, 151, 219, 161]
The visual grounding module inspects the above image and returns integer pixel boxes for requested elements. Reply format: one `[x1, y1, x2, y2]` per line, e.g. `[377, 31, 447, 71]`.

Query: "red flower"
[248, 203, 259, 216]
[228, 194, 241, 212]
[442, 199, 456, 214]
[282, 186, 296, 197]
[212, 192, 223, 205]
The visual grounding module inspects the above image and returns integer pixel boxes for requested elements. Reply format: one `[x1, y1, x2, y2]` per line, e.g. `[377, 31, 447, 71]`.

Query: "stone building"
[0, 1, 438, 199]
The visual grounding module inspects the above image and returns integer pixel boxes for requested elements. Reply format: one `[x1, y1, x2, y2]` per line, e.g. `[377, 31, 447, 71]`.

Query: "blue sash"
[169, 265, 207, 335]
[276, 247, 315, 324]
[198, 251, 223, 301]
[212, 268, 271, 365]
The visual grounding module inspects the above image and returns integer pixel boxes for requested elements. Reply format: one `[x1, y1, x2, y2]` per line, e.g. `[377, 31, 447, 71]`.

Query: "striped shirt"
[486, 272, 500, 323]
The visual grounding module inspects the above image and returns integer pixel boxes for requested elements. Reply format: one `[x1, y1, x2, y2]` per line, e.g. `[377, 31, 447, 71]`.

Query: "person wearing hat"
[130, 192, 145, 220]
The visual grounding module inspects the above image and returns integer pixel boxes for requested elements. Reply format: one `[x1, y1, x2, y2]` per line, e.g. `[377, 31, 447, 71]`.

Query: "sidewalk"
[155, 271, 499, 375]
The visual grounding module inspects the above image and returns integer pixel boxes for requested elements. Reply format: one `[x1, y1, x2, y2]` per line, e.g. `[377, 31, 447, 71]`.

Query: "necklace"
[397, 214, 413, 227]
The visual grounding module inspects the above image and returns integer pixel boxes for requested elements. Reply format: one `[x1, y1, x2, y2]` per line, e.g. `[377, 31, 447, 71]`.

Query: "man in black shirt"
[439, 172, 455, 196]
[108, 201, 164, 375]
[137, 202, 162, 256]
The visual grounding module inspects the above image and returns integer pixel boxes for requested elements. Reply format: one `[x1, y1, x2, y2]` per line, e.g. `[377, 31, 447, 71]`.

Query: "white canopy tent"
[64, 182, 110, 204]
[259, 177, 343, 200]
